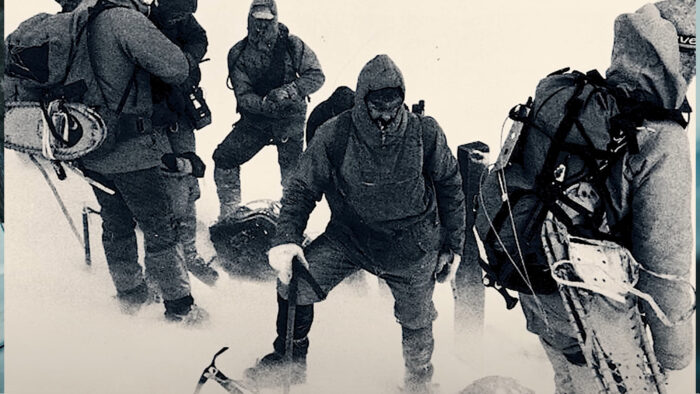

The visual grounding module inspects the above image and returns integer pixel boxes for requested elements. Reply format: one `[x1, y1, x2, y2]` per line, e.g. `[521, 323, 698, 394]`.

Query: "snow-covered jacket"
[604, 3, 694, 370]
[81, 0, 189, 174]
[227, 3, 324, 128]
[274, 55, 466, 257]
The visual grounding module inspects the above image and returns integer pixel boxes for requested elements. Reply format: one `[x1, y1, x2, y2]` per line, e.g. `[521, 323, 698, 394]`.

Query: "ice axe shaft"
[283, 257, 301, 394]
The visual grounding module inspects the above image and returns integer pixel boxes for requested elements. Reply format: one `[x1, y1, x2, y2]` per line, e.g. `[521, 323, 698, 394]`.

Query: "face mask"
[367, 96, 403, 131]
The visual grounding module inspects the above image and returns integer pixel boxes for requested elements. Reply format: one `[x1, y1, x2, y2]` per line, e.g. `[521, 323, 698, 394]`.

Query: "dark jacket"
[274, 55, 465, 257]
[150, 13, 208, 129]
[227, 5, 324, 129]
[80, 0, 189, 174]
[305, 86, 355, 144]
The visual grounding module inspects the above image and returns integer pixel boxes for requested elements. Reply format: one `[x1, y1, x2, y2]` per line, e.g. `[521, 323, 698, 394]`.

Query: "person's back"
[513, 1, 695, 392]
[76, 0, 207, 324]
[81, 0, 189, 174]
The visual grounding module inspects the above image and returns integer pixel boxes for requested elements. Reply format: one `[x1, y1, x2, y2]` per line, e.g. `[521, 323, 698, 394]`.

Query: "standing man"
[80, 0, 207, 324]
[213, 0, 324, 220]
[150, 0, 219, 286]
[245, 55, 465, 393]
[513, 1, 695, 392]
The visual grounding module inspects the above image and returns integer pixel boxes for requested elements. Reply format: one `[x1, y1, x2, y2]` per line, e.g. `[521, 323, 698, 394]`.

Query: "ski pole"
[283, 257, 301, 394]
[83, 205, 91, 266]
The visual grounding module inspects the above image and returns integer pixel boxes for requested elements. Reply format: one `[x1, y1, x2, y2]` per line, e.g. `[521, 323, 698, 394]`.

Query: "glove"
[434, 250, 461, 284]
[268, 83, 301, 103]
[268, 243, 309, 285]
[161, 152, 206, 178]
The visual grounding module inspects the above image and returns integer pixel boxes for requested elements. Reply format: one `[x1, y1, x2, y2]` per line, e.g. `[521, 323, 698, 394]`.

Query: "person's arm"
[422, 116, 466, 255]
[282, 35, 325, 98]
[627, 125, 693, 370]
[114, 8, 189, 85]
[227, 43, 271, 116]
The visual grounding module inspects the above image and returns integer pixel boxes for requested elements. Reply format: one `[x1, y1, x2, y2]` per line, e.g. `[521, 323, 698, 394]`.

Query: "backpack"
[474, 68, 690, 296]
[209, 200, 312, 281]
[4, 0, 135, 161]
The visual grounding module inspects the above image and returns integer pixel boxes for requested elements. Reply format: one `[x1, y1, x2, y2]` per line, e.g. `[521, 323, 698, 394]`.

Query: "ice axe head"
[194, 347, 229, 394]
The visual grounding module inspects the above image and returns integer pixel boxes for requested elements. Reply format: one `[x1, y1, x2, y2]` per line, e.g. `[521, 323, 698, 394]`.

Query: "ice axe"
[283, 256, 327, 394]
[193, 347, 257, 394]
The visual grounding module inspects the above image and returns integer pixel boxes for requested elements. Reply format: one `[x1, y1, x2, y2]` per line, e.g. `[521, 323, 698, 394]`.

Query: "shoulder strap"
[85, 0, 135, 115]
[226, 38, 247, 91]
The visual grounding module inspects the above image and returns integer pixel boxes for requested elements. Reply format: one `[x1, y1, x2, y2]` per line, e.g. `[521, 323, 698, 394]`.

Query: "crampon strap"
[544, 218, 696, 327]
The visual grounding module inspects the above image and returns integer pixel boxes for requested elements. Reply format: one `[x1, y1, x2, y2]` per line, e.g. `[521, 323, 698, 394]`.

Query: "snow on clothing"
[271, 54, 465, 385]
[80, 0, 190, 174]
[520, 3, 694, 389]
[78, 0, 193, 304]
[274, 55, 465, 256]
[212, 21, 324, 172]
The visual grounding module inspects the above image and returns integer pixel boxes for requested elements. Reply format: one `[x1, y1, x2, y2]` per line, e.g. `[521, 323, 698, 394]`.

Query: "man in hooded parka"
[518, 1, 696, 392]
[78, 0, 207, 324]
[245, 54, 466, 393]
[212, 0, 325, 219]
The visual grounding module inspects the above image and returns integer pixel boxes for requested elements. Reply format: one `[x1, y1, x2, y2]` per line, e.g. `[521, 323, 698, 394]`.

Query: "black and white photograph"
[2, 0, 696, 393]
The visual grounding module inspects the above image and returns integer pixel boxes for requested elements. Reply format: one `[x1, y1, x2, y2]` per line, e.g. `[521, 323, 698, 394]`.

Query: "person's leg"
[110, 168, 202, 322]
[165, 172, 218, 285]
[520, 293, 602, 394]
[91, 177, 148, 312]
[382, 252, 439, 392]
[276, 122, 304, 188]
[246, 234, 359, 386]
[212, 121, 270, 219]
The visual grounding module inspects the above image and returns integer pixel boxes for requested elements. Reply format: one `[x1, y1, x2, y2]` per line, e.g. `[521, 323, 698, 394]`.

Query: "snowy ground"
[4, 1, 696, 393]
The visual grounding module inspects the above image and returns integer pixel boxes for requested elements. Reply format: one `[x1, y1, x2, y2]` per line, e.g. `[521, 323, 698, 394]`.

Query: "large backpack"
[3, 0, 135, 161]
[474, 68, 690, 296]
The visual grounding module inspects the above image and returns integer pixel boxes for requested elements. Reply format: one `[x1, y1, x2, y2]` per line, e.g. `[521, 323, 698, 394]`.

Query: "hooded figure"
[517, 2, 695, 392]
[244, 55, 465, 393]
[77, 0, 207, 324]
[148, 0, 219, 286]
[212, 0, 325, 220]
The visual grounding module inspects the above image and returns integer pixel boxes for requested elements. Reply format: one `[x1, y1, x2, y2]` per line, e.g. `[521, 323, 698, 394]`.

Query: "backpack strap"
[85, 0, 136, 117]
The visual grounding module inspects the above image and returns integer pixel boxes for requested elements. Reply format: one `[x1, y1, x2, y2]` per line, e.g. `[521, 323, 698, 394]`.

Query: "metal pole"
[83, 205, 91, 266]
[283, 258, 300, 394]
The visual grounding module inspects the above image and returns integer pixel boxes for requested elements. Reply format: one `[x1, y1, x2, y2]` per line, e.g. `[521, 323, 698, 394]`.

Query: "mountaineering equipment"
[475, 67, 694, 393]
[193, 347, 257, 394]
[475, 68, 690, 298]
[541, 214, 694, 393]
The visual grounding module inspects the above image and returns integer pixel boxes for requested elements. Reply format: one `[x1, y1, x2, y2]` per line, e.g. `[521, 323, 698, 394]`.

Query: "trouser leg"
[212, 120, 270, 218]
[108, 168, 192, 303]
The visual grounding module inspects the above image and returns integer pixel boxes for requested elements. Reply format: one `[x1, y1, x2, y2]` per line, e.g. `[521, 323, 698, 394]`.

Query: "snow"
[4, 1, 696, 393]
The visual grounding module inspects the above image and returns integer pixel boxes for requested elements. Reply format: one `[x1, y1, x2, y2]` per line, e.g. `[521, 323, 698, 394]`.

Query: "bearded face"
[248, 17, 278, 50]
[365, 88, 404, 131]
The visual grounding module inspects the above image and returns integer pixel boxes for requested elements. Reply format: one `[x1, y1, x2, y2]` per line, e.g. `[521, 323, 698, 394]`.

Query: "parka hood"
[351, 54, 408, 144]
[606, 2, 694, 109]
[246, 0, 279, 49]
